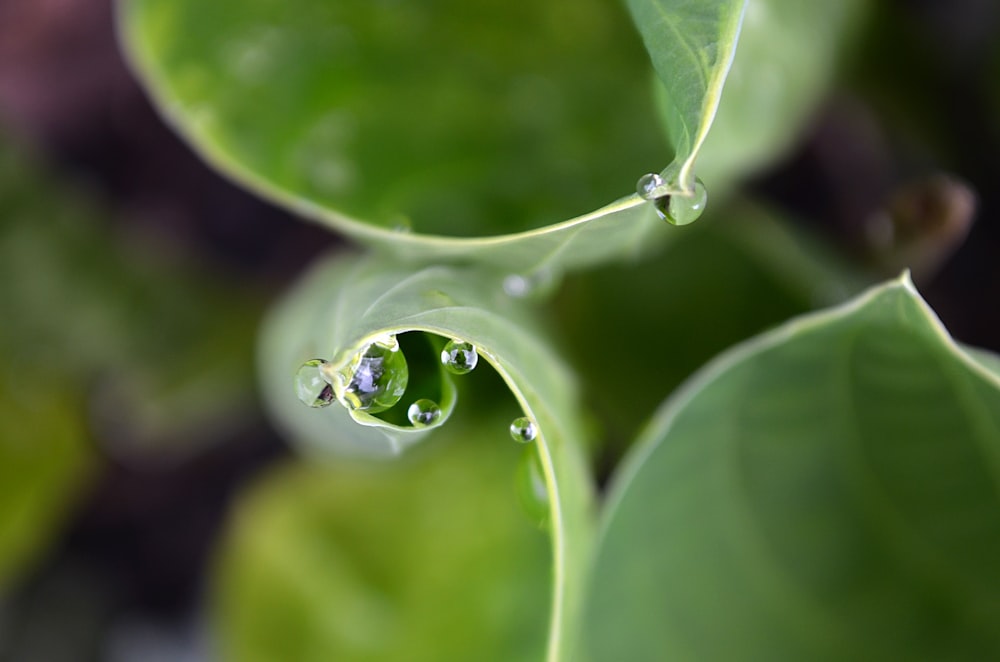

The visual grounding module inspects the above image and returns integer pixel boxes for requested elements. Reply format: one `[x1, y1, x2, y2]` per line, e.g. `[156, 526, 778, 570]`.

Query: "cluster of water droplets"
[294, 336, 538, 439]
[294, 334, 543, 524]
[636, 165, 708, 226]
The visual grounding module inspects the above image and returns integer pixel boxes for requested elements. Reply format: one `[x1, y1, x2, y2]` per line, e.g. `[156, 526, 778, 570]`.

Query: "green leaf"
[0, 139, 260, 457]
[686, 0, 866, 190]
[259, 253, 594, 660]
[582, 275, 1000, 659]
[213, 408, 550, 661]
[119, 0, 676, 273]
[0, 372, 93, 592]
[625, 0, 746, 194]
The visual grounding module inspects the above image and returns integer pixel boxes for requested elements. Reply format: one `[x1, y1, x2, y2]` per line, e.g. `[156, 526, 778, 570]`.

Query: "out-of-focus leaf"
[625, 0, 746, 194]
[0, 371, 93, 592]
[582, 275, 1000, 659]
[260, 253, 593, 659]
[119, 0, 679, 273]
[213, 406, 550, 661]
[683, 0, 866, 190]
[557, 201, 869, 454]
[0, 143, 259, 456]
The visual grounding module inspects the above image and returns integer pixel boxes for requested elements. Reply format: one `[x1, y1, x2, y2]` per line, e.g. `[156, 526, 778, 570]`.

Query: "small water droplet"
[338, 337, 408, 413]
[440, 340, 478, 375]
[509, 416, 537, 444]
[516, 447, 550, 527]
[654, 177, 708, 226]
[503, 268, 558, 299]
[294, 359, 335, 408]
[636, 172, 665, 200]
[407, 399, 441, 427]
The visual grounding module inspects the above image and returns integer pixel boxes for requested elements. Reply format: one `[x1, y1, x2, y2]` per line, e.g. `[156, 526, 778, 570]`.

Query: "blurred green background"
[0, 0, 999, 660]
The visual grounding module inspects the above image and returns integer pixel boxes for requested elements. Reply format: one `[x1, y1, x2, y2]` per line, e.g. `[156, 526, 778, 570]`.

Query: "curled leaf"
[260, 253, 595, 660]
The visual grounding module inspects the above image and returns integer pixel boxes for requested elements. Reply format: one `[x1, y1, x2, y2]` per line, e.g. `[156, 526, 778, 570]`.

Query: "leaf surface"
[0, 375, 93, 593]
[214, 409, 550, 661]
[259, 253, 594, 659]
[625, 0, 746, 193]
[582, 275, 1000, 659]
[119, 0, 675, 273]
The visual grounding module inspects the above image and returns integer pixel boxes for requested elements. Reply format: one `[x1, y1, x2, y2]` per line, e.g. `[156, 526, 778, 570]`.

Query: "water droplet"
[509, 416, 537, 444]
[654, 177, 708, 226]
[294, 359, 335, 408]
[636, 172, 665, 200]
[516, 448, 550, 527]
[503, 268, 558, 299]
[337, 337, 408, 413]
[440, 340, 478, 375]
[407, 399, 441, 427]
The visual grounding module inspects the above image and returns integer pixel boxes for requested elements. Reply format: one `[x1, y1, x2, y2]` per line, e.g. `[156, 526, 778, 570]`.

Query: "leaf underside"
[625, 0, 747, 193]
[583, 276, 1000, 659]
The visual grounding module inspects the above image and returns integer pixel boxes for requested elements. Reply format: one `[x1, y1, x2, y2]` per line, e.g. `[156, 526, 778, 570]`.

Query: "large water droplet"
[516, 447, 550, 527]
[441, 340, 478, 375]
[338, 337, 408, 413]
[509, 416, 537, 444]
[655, 177, 708, 226]
[407, 399, 442, 427]
[636, 172, 665, 200]
[294, 359, 335, 408]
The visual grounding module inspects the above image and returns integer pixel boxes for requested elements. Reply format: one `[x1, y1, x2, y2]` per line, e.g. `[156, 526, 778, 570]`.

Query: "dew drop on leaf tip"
[294, 358, 335, 408]
[509, 416, 537, 444]
[407, 398, 442, 427]
[655, 177, 708, 226]
[339, 336, 409, 413]
[635, 172, 708, 226]
[441, 339, 478, 375]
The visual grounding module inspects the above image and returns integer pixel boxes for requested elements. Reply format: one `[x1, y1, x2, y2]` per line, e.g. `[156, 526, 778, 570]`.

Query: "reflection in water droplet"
[440, 340, 478, 375]
[655, 177, 708, 226]
[509, 416, 537, 444]
[636, 172, 665, 200]
[294, 359, 335, 408]
[407, 399, 441, 427]
[516, 447, 550, 527]
[338, 337, 408, 413]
